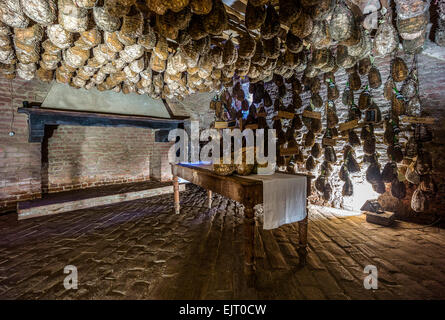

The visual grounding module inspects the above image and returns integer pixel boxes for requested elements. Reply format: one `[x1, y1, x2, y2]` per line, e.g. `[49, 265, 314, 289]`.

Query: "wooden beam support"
[18, 102, 187, 143]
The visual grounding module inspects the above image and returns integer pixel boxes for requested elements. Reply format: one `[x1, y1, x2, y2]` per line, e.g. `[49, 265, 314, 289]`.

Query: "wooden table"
[171, 163, 313, 282]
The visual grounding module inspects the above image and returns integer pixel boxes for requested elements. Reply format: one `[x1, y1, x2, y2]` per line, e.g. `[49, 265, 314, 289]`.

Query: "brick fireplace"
[0, 77, 177, 213]
[41, 125, 174, 194]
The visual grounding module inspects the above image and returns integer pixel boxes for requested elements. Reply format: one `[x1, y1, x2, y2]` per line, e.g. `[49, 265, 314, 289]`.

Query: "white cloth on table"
[243, 173, 307, 230]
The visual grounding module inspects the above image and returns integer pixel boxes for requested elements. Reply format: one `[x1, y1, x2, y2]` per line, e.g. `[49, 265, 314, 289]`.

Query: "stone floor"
[0, 185, 445, 300]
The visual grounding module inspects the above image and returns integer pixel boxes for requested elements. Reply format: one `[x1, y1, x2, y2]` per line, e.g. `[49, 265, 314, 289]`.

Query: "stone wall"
[264, 51, 445, 217]
[378, 52, 445, 221]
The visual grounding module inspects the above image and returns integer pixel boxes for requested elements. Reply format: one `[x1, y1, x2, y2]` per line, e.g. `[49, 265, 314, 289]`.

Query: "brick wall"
[150, 142, 175, 182]
[0, 77, 51, 212]
[44, 125, 156, 192]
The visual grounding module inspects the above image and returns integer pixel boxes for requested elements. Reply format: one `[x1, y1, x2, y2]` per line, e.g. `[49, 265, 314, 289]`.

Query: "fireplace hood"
[41, 82, 171, 118]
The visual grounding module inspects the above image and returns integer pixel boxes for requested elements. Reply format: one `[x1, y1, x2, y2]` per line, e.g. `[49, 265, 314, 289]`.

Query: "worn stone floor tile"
[0, 185, 444, 299]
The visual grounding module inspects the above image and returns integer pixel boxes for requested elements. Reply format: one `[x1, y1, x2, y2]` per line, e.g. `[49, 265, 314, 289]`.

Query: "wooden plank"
[215, 121, 229, 128]
[302, 110, 322, 120]
[277, 111, 295, 119]
[18, 105, 185, 143]
[280, 146, 299, 156]
[365, 211, 396, 226]
[245, 123, 259, 130]
[322, 138, 337, 146]
[339, 119, 359, 132]
[18, 184, 185, 220]
[401, 116, 436, 125]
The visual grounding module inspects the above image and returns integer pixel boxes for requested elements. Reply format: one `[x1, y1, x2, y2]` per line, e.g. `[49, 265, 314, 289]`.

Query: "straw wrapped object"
[309, 20, 331, 49]
[348, 31, 371, 59]
[42, 39, 61, 54]
[74, 0, 97, 8]
[261, 4, 280, 39]
[80, 28, 102, 48]
[314, 0, 335, 18]
[146, 0, 168, 15]
[138, 22, 157, 50]
[55, 65, 72, 83]
[245, 1, 266, 30]
[329, 1, 354, 41]
[263, 36, 280, 59]
[58, 0, 89, 32]
[286, 32, 303, 54]
[47, 24, 73, 49]
[21, 0, 56, 25]
[374, 17, 398, 56]
[190, 0, 213, 15]
[36, 66, 53, 81]
[358, 57, 371, 75]
[15, 44, 40, 64]
[391, 93, 406, 116]
[238, 32, 256, 59]
[312, 48, 330, 69]
[348, 71, 361, 91]
[203, 0, 227, 35]
[395, 0, 430, 19]
[336, 45, 356, 69]
[290, 12, 313, 39]
[65, 46, 90, 69]
[402, 31, 426, 54]
[150, 52, 166, 72]
[17, 64, 36, 80]
[401, 75, 417, 100]
[120, 43, 143, 63]
[93, 5, 121, 32]
[210, 45, 224, 68]
[384, 77, 394, 101]
[397, 12, 428, 40]
[167, 0, 190, 12]
[222, 38, 237, 65]
[104, 0, 130, 17]
[120, 6, 143, 38]
[0, 0, 29, 28]
[340, 22, 361, 47]
[188, 14, 207, 40]
[368, 66, 381, 89]
[41, 51, 60, 69]
[391, 57, 408, 82]
[14, 23, 43, 45]
[156, 12, 179, 40]
[279, 0, 301, 26]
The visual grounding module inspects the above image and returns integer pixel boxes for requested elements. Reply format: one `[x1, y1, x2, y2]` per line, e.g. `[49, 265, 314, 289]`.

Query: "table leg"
[298, 215, 308, 266]
[207, 190, 212, 209]
[173, 175, 180, 214]
[244, 205, 256, 286]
